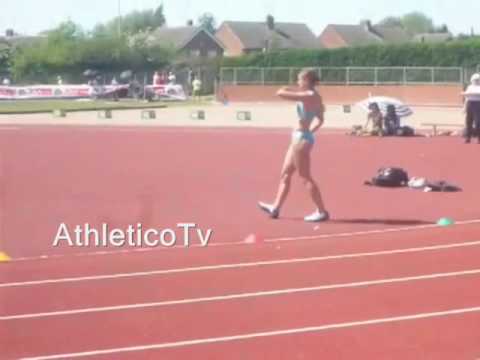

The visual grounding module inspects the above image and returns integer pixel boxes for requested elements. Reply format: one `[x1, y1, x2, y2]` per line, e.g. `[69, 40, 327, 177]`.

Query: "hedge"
[221, 39, 480, 69]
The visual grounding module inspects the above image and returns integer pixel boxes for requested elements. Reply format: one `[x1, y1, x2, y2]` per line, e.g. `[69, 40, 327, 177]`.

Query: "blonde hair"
[299, 68, 320, 87]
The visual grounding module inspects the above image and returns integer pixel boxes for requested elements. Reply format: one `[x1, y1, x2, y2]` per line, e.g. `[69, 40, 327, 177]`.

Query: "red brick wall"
[319, 25, 347, 49]
[215, 23, 245, 57]
[219, 85, 464, 106]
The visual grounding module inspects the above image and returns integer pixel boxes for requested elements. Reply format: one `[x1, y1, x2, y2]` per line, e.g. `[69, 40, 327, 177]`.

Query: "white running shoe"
[304, 210, 330, 223]
[258, 202, 280, 219]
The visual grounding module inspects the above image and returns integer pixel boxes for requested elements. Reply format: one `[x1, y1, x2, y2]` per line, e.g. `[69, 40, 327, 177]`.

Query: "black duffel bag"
[366, 167, 409, 187]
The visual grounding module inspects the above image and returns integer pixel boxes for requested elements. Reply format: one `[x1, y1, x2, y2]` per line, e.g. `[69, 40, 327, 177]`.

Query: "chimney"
[360, 20, 373, 32]
[266, 15, 275, 30]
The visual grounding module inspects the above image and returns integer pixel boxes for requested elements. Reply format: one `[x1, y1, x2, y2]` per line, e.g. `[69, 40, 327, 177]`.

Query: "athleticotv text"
[52, 223, 213, 248]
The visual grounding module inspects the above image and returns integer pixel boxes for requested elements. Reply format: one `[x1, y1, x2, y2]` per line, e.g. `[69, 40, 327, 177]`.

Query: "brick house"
[319, 21, 410, 48]
[216, 17, 320, 57]
[146, 26, 224, 58]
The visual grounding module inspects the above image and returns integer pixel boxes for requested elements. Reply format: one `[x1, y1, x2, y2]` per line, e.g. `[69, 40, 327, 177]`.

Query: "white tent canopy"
[357, 96, 413, 118]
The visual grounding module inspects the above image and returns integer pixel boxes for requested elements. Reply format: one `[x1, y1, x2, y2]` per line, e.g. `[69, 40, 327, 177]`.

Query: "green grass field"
[0, 98, 214, 114]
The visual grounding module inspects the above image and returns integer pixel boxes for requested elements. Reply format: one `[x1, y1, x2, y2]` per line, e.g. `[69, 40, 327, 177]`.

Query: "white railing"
[220, 66, 464, 86]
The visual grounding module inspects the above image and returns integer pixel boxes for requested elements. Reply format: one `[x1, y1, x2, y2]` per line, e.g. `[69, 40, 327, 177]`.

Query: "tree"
[128, 32, 175, 70]
[379, 12, 449, 35]
[401, 12, 434, 35]
[198, 13, 216, 34]
[9, 7, 174, 82]
[154, 5, 166, 27]
[91, 23, 109, 38]
[11, 19, 174, 82]
[42, 21, 84, 70]
[378, 16, 403, 28]
[0, 44, 12, 75]
[434, 24, 449, 33]
[45, 21, 85, 43]
[99, 5, 166, 37]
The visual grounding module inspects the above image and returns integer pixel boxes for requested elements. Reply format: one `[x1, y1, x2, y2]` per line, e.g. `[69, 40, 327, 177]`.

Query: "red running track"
[0, 126, 479, 258]
[1, 228, 480, 359]
[1, 125, 480, 359]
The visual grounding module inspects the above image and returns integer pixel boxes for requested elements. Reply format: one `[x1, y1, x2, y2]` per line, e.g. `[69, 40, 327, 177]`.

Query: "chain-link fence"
[3, 65, 472, 95]
[220, 66, 465, 86]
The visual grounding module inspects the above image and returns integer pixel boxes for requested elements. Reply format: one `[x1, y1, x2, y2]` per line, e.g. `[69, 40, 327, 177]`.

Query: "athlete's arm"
[276, 87, 314, 101]
[310, 107, 325, 133]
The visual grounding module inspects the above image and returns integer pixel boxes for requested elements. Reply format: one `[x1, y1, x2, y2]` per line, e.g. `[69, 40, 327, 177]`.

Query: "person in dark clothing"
[465, 102, 480, 143]
[463, 73, 480, 144]
[384, 104, 400, 136]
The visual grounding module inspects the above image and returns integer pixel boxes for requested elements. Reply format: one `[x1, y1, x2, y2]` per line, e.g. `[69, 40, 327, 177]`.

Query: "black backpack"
[370, 167, 409, 187]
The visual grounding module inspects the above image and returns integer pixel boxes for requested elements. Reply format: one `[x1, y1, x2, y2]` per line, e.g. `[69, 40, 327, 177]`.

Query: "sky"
[0, 0, 479, 36]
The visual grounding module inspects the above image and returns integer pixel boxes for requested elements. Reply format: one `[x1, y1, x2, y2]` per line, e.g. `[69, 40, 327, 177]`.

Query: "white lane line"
[10, 240, 247, 262]
[3, 268, 480, 321]
[20, 306, 480, 359]
[266, 219, 480, 243]
[8, 218, 480, 263]
[2, 240, 480, 289]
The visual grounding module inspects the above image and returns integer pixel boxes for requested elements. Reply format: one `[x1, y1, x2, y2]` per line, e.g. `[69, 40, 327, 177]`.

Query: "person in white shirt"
[463, 73, 480, 143]
[192, 75, 202, 101]
[168, 72, 176, 85]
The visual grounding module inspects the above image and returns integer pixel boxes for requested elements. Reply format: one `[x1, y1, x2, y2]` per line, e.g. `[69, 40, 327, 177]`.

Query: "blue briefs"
[292, 129, 315, 145]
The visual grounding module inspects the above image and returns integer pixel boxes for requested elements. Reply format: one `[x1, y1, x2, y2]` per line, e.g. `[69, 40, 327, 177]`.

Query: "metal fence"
[220, 67, 465, 86]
